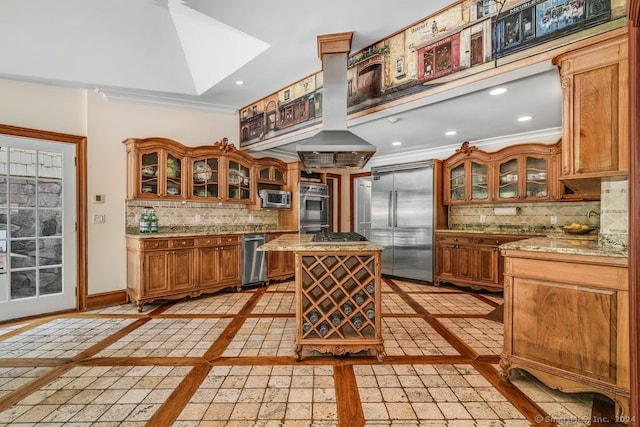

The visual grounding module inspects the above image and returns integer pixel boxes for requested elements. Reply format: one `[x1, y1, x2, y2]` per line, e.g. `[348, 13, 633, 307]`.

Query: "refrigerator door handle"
[394, 190, 398, 227]
[388, 191, 393, 227]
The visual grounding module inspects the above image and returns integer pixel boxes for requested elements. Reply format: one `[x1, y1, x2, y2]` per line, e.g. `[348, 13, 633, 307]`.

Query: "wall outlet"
[194, 214, 201, 223]
[480, 215, 486, 223]
[93, 214, 106, 224]
[550, 215, 558, 224]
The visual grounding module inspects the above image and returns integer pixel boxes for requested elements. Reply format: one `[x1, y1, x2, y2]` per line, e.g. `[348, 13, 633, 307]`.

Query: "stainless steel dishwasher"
[241, 233, 267, 288]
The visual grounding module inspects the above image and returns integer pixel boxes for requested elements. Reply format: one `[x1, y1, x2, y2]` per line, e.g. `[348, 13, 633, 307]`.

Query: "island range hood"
[297, 32, 376, 170]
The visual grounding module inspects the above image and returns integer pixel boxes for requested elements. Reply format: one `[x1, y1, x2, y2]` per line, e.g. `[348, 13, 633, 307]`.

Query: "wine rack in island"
[294, 251, 384, 362]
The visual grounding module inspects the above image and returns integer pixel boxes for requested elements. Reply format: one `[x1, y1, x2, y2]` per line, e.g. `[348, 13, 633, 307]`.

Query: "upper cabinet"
[553, 32, 629, 194]
[131, 141, 187, 200]
[492, 144, 559, 202]
[444, 144, 492, 204]
[443, 141, 568, 204]
[124, 137, 257, 204]
[256, 157, 287, 185]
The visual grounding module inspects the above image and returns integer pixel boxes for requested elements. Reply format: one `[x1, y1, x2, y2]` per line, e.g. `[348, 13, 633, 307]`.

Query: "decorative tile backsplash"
[599, 178, 628, 249]
[449, 201, 601, 234]
[125, 200, 279, 232]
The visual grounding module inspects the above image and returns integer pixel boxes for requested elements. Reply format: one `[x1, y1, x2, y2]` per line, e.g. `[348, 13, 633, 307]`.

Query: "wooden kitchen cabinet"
[553, 32, 629, 194]
[256, 157, 287, 185]
[443, 142, 562, 204]
[493, 143, 559, 202]
[501, 248, 629, 416]
[126, 234, 241, 311]
[434, 232, 533, 291]
[266, 232, 295, 281]
[124, 137, 256, 204]
[443, 142, 491, 204]
[195, 235, 241, 289]
[191, 155, 221, 200]
[126, 139, 187, 200]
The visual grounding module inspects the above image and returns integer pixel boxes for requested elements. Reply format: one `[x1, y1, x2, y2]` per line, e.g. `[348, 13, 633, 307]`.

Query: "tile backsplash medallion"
[599, 178, 628, 249]
[125, 200, 279, 232]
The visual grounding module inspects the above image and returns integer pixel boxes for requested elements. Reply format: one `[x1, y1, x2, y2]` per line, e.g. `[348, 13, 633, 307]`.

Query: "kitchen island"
[500, 235, 629, 416]
[259, 233, 385, 361]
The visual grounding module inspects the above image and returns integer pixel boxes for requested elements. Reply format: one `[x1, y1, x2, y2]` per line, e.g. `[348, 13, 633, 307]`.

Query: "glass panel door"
[0, 136, 76, 322]
[526, 156, 548, 198]
[470, 162, 488, 201]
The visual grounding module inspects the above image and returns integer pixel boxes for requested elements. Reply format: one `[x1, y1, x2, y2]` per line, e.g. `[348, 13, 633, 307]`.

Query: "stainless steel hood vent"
[297, 32, 376, 170]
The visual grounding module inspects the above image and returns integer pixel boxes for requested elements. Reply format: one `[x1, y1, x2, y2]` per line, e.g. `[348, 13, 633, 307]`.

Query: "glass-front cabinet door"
[140, 150, 159, 197]
[192, 157, 220, 200]
[138, 149, 183, 198]
[525, 156, 548, 199]
[164, 152, 182, 198]
[498, 158, 519, 200]
[470, 161, 489, 201]
[448, 163, 465, 202]
[227, 160, 251, 201]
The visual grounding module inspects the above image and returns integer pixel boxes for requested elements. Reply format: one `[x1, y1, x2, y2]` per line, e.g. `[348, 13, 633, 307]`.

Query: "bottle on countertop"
[148, 208, 158, 233]
[139, 208, 150, 233]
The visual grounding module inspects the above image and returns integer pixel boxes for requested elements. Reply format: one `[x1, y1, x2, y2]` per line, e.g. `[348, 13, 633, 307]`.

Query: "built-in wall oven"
[298, 183, 330, 234]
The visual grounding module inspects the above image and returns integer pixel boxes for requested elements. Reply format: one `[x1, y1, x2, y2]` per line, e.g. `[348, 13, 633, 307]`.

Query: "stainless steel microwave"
[258, 189, 291, 209]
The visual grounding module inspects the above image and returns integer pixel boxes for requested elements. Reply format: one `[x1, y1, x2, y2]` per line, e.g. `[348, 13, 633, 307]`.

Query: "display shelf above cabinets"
[124, 137, 257, 204]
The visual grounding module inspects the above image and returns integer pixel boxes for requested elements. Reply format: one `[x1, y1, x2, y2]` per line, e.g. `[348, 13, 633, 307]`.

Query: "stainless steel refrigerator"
[370, 160, 441, 282]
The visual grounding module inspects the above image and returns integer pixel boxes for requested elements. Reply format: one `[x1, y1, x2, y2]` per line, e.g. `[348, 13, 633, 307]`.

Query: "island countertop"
[258, 233, 383, 252]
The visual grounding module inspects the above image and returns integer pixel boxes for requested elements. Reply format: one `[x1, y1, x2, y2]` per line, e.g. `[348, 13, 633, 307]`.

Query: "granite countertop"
[125, 226, 298, 239]
[500, 236, 628, 258]
[438, 225, 555, 236]
[258, 233, 383, 252]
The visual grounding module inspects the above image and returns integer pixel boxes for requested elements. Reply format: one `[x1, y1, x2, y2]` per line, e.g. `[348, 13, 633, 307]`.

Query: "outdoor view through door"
[0, 135, 77, 322]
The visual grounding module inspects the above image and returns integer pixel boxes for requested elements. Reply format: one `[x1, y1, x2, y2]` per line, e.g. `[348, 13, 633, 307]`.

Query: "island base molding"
[500, 356, 630, 417]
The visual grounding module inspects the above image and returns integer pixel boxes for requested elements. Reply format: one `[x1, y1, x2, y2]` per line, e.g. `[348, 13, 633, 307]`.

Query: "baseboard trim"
[86, 290, 128, 310]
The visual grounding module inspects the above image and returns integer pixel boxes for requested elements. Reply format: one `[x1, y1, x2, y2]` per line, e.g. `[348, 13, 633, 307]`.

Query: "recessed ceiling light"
[392, 141, 402, 146]
[517, 115, 533, 122]
[235, 80, 244, 86]
[489, 87, 508, 96]
[445, 130, 457, 136]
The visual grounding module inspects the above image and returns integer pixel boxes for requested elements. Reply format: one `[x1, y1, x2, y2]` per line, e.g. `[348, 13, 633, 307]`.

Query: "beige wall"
[1, 78, 239, 295]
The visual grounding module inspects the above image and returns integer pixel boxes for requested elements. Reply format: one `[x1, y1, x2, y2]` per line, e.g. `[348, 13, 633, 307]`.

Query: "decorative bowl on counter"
[563, 224, 595, 235]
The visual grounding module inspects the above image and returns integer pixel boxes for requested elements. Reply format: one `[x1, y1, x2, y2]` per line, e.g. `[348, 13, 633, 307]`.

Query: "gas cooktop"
[311, 232, 368, 243]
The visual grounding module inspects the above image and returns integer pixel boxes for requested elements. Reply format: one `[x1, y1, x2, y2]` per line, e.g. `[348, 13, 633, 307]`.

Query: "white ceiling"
[0, 0, 562, 163]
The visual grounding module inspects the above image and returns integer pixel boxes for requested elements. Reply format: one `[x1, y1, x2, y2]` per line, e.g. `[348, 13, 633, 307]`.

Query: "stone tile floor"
[0, 279, 614, 426]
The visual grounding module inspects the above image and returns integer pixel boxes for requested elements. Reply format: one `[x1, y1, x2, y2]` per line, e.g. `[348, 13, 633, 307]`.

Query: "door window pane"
[40, 266, 62, 295]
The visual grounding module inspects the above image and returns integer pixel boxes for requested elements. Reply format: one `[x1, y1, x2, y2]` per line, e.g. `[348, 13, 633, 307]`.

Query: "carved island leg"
[294, 345, 302, 361]
[499, 356, 512, 379]
[376, 348, 386, 363]
[137, 302, 144, 313]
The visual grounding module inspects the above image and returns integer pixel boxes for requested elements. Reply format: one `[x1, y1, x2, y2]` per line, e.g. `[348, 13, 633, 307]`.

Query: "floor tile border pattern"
[0, 279, 615, 426]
